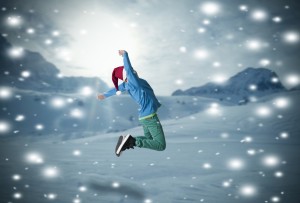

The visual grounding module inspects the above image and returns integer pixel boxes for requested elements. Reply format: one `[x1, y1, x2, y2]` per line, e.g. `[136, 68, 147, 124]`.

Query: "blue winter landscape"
[1, 0, 300, 203]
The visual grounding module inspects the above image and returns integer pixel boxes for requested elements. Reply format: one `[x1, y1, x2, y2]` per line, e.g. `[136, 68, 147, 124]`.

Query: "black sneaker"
[115, 134, 136, 157]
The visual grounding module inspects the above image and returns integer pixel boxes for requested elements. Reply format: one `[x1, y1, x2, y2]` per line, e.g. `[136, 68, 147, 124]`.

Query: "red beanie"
[112, 66, 126, 91]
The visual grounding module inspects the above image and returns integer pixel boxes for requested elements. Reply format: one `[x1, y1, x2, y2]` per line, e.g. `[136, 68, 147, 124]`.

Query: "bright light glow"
[222, 181, 231, 187]
[273, 97, 289, 108]
[271, 77, 279, 83]
[179, 46, 186, 53]
[272, 16, 282, 23]
[0, 87, 12, 99]
[70, 108, 84, 118]
[73, 198, 81, 203]
[0, 121, 10, 134]
[227, 158, 245, 170]
[194, 49, 209, 59]
[239, 184, 257, 197]
[27, 28, 35, 34]
[45, 193, 57, 200]
[251, 9, 268, 21]
[51, 97, 66, 108]
[144, 199, 152, 203]
[283, 31, 299, 44]
[202, 163, 212, 169]
[6, 15, 22, 27]
[197, 27, 206, 33]
[249, 84, 257, 91]
[13, 192, 23, 199]
[271, 196, 281, 202]
[201, 2, 221, 16]
[79, 186, 87, 192]
[45, 39, 53, 45]
[259, 59, 271, 66]
[8, 47, 24, 58]
[35, 124, 44, 130]
[206, 103, 221, 116]
[213, 61, 221, 67]
[25, 152, 44, 164]
[243, 136, 253, 143]
[112, 181, 120, 188]
[42, 166, 59, 178]
[239, 5, 248, 12]
[285, 74, 300, 87]
[211, 74, 228, 84]
[12, 174, 22, 181]
[280, 132, 289, 139]
[73, 150, 81, 156]
[203, 19, 211, 25]
[247, 149, 256, 156]
[175, 79, 184, 85]
[220, 132, 229, 139]
[21, 70, 31, 78]
[262, 155, 280, 167]
[61, 13, 140, 86]
[80, 86, 93, 96]
[56, 47, 72, 61]
[52, 30, 60, 36]
[246, 39, 263, 51]
[274, 171, 284, 178]
[255, 106, 272, 117]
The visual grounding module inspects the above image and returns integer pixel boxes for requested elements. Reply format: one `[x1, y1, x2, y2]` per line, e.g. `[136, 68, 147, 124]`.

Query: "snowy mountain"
[172, 67, 287, 104]
[0, 36, 107, 93]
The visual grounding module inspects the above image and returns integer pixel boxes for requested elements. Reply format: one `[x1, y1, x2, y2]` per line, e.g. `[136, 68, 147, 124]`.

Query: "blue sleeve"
[123, 51, 140, 87]
[103, 82, 126, 98]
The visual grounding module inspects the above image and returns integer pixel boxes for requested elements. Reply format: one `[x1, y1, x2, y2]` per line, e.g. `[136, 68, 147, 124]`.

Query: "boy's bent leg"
[135, 115, 166, 151]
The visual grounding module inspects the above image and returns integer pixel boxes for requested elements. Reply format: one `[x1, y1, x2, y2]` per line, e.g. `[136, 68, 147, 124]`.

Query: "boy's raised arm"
[118, 50, 140, 87]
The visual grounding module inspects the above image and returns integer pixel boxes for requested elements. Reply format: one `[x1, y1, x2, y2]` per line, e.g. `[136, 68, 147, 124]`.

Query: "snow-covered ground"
[1, 91, 300, 203]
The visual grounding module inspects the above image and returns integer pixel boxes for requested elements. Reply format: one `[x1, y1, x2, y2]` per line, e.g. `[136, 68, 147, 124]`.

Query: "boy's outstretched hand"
[97, 94, 105, 100]
[118, 50, 125, 57]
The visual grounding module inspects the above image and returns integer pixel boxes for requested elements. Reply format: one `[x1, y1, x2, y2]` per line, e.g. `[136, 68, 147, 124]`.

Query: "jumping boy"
[97, 50, 166, 157]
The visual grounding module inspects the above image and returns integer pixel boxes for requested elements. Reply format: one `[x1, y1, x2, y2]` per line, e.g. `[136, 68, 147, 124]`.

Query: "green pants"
[135, 114, 166, 151]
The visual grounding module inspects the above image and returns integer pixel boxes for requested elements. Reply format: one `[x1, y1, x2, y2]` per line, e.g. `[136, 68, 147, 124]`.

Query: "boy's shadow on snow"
[88, 180, 146, 201]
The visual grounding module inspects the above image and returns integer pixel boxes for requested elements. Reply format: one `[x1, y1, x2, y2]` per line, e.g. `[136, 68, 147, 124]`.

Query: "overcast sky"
[1, 0, 300, 95]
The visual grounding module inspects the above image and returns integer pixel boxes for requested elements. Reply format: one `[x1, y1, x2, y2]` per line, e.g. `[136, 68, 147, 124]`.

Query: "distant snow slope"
[0, 88, 219, 137]
[173, 67, 287, 104]
[0, 90, 299, 203]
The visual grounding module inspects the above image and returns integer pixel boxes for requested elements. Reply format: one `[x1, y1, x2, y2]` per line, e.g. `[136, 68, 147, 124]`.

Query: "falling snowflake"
[282, 31, 299, 44]
[200, 2, 221, 16]
[194, 49, 209, 59]
[42, 166, 59, 178]
[0, 121, 10, 134]
[8, 47, 24, 58]
[250, 9, 268, 22]
[202, 163, 212, 169]
[227, 158, 245, 170]
[112, 181, 120, 188]
[21, 70, 31, 78]
[239, 184, 257, 197]
[25, 152, 44, 164]
[6, 15, 22, 27]
[262, 155, 280, 167]
[27, 28, 35, 34]
[13, 192, 23, 199]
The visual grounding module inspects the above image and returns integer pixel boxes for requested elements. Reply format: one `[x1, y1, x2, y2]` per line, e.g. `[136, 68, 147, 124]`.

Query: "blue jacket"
[103, 51, 161, 119]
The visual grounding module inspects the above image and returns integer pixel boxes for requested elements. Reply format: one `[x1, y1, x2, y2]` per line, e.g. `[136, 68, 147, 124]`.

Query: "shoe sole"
[115, 134, 130, 157]
[115, 136, 123, 157]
